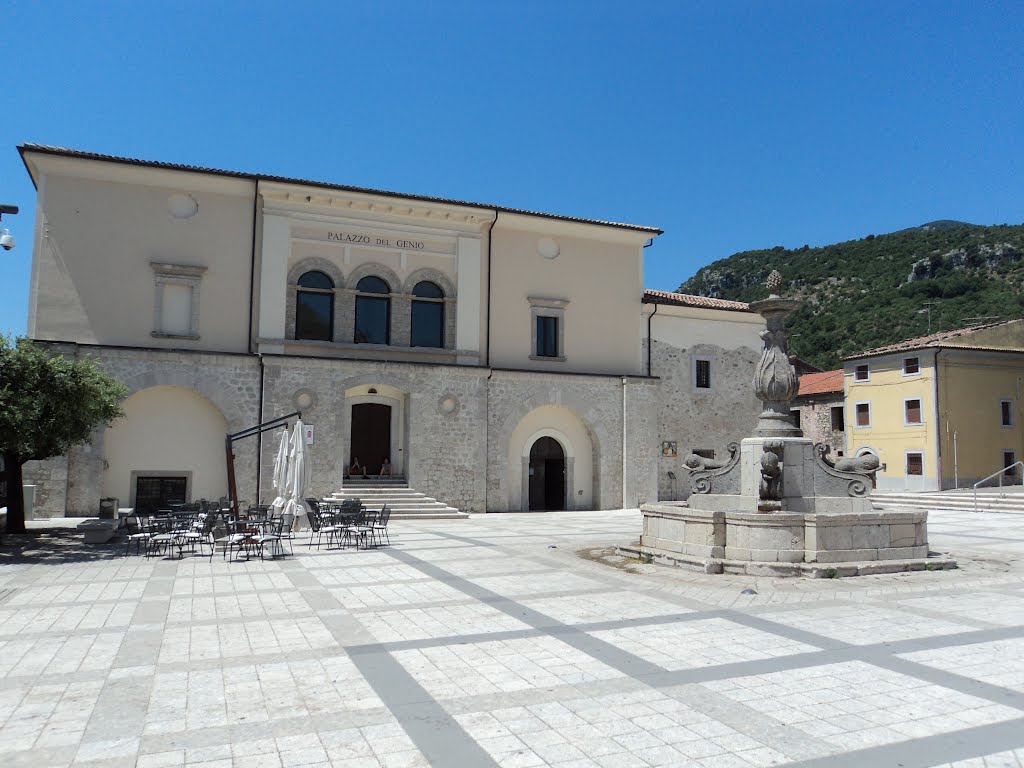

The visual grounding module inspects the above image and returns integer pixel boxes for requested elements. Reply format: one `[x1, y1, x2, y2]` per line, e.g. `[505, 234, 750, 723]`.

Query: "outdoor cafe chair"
[310, 505, 344, 550]
[124, 514, 153, 556]
[341, 507, 376, 550]
[371, 504, 391, 547]
[179, 511, 218, 558]
[256, 513, 293, 560]
[224, 518, 257, 562]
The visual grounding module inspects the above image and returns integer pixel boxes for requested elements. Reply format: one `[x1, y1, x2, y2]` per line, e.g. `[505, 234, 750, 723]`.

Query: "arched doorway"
[103, 385, 228, 508]
[529, 436, 566, 511]
[351, 403, 392, 476]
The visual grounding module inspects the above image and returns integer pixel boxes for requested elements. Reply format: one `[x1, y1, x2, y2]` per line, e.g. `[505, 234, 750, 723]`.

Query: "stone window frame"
[854, 363, 870, 382]
[528, 297, 568, 362]
[1001, 399, 1014, 427]
[790, 408, 802, 430]
[693, 356, 713, 391]
[354, 275, 393, 345]
[295, 270, 337, 342]
[403, 268, 457, 351]
[347, 263, 402, 346]
[1003, 450, 1018, 478]
[831, 406, 845, 432]
[905, 451, 924, 476]
[903, 356, 920, 376]
[854, 401, 871, 428]
[151, 262, 206, 340]
[286, 258, 346, 342]
[903, 397, 924, 426]
[129, 469, 193, 507]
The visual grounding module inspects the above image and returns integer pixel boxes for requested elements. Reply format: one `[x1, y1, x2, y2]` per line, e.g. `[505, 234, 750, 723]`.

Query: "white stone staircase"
[872, 487, 1024, 514]
[325, 477, 469, 520]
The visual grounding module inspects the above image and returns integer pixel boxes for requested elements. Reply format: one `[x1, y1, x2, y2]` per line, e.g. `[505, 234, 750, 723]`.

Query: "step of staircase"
[872, 488, 1024, 514]
[327, 478, 468, 520]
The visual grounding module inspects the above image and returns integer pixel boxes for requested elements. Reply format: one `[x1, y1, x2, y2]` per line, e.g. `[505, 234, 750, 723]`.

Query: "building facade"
[19, 145, 763, 516]
[792, 369, 846, 460]
[844, 320, 1024, 491]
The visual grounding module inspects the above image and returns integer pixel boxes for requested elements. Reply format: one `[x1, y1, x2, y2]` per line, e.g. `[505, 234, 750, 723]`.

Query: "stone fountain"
[627, 271, 955, 577]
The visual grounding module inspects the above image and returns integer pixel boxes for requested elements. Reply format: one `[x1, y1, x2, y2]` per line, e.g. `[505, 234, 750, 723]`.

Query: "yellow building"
[843, 320, 1024, 490]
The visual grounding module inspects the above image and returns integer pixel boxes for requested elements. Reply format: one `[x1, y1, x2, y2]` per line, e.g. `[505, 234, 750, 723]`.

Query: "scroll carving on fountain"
[684, 442, 740, 495]
[814, 444, 878, 498]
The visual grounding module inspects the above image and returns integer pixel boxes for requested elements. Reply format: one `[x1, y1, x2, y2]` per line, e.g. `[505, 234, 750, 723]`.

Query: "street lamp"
[0, 204, 18, 251]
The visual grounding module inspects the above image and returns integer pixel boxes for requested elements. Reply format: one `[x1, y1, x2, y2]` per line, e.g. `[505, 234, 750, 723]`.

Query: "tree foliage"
[0, 338, 127, 533]
[677, 222, 1024, 369]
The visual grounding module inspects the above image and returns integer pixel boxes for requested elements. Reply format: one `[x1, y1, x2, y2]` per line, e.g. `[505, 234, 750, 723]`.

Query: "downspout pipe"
[646, 301, 659, 377]
[256, 354, 265, 503]
[247, 181, 259, 355]
[622, 376, 628, 509]
[485, 211, 497, 368]
[934, 349, 944, 489]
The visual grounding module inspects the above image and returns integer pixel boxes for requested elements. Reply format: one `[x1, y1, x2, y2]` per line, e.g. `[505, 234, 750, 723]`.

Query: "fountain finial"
[766, 270, 783, 297]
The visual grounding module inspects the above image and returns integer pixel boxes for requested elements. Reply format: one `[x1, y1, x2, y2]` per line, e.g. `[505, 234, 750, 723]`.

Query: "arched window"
[295, 270, 334, 341]
[411, 280, 444, 348]
[354, 276, 390, 344]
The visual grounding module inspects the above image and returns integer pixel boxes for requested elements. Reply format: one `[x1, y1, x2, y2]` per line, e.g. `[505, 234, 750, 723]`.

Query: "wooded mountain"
[677, 222, 1024, 369]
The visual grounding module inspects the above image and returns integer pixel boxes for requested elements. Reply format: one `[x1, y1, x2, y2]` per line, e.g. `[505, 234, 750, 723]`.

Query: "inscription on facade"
[327, 231, 425, 250]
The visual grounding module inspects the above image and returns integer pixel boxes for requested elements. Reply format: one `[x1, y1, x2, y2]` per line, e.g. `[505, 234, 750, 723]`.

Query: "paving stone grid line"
[1, 508, 1024, 768]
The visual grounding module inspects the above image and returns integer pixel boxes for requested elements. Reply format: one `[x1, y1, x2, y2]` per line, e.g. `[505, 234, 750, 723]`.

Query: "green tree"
[0, 338, 127, 534]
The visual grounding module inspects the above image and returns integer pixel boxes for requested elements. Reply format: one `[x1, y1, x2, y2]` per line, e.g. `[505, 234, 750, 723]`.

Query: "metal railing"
[973, 461, 1024, 513]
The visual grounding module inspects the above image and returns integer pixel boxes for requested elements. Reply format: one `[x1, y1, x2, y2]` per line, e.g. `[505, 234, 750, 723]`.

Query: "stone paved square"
[1, 508, 1024, 767]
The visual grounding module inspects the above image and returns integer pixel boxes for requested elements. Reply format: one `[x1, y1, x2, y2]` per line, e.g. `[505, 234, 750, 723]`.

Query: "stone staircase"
[325, 477, 469, 520]
[872, 487, 1024, 514]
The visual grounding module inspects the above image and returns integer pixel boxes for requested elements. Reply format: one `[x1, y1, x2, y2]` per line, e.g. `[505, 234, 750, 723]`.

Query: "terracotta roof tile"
[844, 319, 1019, 360]
[798, 369, 844, 397]
[643, 289, 750, 312]
[19, 144, 662, 234]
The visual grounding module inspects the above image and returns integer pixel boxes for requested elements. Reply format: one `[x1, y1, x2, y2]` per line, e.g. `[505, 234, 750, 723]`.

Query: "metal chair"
[124, 514, 152, 556]
[371, 504, 391, 547]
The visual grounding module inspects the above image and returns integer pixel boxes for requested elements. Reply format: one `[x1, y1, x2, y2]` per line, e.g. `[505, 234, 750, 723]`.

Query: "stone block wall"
[27, 344, 262, 517]
[486, 370, 630, 512]
[647, 339, 761, 501]
[794, 395, 846, 458]
[260, 358, 488, 512]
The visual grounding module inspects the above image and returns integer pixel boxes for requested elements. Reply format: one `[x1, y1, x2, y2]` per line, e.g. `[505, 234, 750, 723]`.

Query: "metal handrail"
[973, 461, 1024, 513]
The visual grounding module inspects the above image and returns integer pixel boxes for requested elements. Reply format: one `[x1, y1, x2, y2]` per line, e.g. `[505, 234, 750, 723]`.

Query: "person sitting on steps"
[349, 457, 367, 478]
[379, 457, 392, 478]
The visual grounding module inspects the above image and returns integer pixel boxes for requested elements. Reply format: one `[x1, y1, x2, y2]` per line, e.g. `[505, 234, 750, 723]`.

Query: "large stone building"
[18, 144, 763, 516]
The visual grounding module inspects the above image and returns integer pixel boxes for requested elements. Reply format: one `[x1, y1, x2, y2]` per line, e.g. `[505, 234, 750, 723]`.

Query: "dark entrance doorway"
[351, 403, 391, 476]
[528, 436, 565, 511]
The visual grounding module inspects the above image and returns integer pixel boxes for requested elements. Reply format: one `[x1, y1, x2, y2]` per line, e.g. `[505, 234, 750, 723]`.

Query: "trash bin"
[99, 497, 119, 520]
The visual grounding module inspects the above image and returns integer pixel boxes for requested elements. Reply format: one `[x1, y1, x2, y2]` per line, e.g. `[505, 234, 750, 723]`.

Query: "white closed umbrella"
[270, 427, 290, 514]
[283, 418, 312, 530]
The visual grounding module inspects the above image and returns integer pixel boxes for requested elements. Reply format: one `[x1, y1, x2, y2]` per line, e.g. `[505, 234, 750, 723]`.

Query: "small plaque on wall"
[661, 441, 678, 457]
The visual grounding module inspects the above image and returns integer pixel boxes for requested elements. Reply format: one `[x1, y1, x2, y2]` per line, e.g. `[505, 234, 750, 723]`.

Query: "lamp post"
[0, 204, 18, 251]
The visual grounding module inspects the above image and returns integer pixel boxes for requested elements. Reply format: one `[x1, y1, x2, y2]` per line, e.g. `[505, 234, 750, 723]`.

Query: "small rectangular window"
[693, 448, 715, 459]
[831, 407, 845, 432]
[1001, 400, 1013, 427]
[855, 364, 869, 381]
[906, 453, 923, 476]
[856, 402, 871, 427]
[1004, 451, 1017, 477]
[790, 409, 801, 429]
[135, 476, 187, 511]
[695, 359, 711, 389]
[536, 316, 559, 357]
[903, 357, 920, 375]
[905, 399, 922, 424]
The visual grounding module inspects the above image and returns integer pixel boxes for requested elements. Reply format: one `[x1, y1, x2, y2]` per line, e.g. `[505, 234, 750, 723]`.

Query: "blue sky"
[1, 1, 1021, 337]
